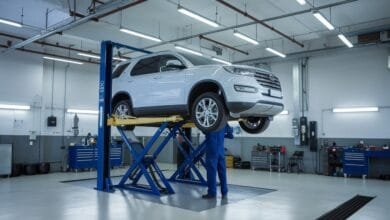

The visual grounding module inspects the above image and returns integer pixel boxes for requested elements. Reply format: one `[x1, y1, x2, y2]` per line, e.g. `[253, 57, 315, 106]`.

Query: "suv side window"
[112, 63, 130, 79]
[131, 56, 159, 76]
[159, 55, 184, 72]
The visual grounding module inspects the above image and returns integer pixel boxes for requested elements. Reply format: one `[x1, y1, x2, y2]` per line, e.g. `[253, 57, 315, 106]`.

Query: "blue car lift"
[169, 129, 208, 186]
[96, 40, 208, 195]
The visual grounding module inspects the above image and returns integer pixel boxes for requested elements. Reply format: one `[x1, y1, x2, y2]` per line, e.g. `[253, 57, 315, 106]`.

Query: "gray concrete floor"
[0, 163, 389, 220]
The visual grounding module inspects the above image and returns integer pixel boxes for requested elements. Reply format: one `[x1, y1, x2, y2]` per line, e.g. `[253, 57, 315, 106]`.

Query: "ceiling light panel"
[178, 6, 219, 27]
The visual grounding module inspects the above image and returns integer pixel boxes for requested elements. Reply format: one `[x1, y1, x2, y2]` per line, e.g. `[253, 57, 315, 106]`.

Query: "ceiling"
[0, 0, 389, 64]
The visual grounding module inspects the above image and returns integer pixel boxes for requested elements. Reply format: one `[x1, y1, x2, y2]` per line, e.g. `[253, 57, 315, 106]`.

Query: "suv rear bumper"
[227, 101, 284, 118]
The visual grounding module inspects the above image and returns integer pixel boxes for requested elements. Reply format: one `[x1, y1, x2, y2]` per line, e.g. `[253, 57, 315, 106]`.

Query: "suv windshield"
[179, 53, 219, 66]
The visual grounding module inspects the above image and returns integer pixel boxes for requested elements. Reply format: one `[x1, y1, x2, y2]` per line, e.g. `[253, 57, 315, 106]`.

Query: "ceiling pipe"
[216, 0, 304, 48]
[137, 0, 357, 52]
[199, 35, 249, 55]
[0, 44, 99, 65]
[0, 32, 130, 59]
[8, 0, 147, 50]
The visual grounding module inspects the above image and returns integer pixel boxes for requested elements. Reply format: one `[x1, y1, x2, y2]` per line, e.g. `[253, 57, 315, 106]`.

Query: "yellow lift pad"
[107, 115, 195, 127]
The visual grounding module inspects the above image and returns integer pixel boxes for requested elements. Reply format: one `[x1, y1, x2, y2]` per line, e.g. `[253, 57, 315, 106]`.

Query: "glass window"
[131, 56, 159, 76]
[178, 52, 219, 66]
[112, 63, 130, 78]
[159, 55, 185, 72]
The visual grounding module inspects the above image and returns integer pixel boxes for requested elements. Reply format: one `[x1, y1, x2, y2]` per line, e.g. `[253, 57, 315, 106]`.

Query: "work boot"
[221, 193, 228, 199]
[202, 194, 216, 199]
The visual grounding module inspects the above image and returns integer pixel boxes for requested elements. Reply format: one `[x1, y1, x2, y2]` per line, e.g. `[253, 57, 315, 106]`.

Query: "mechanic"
[202, 124, 234, 199]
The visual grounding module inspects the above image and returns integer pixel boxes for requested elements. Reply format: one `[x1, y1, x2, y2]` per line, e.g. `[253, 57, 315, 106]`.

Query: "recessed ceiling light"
[265, 47, 286, 58]
[296, 0, 306, 5]
[43, 56, 83, 65]
[120, 28, 162, 42]
[177, 6, 219, 28]
[233, 30, 259, 45]
[0, 18, 22, 28]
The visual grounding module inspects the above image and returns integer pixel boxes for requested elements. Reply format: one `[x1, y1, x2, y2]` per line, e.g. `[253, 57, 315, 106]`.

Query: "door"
[128, 56, 160, 109]
[147, 55, 187, 112]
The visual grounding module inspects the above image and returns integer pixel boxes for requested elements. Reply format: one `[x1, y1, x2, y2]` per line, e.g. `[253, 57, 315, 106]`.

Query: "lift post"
[97, 40, 151, 192]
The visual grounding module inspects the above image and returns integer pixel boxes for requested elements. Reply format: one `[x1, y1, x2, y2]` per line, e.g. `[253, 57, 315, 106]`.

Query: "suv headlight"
[223, 66, 256, 77]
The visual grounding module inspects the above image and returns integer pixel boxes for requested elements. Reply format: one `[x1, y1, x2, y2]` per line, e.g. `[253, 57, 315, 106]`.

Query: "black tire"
[239, 117, 270, 134]
[191, 92, 227, 133]
[112, 99, 135, 130]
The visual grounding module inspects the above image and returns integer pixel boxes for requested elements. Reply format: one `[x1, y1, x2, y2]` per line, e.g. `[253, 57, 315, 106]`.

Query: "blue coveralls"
[205, 124, 234, 196]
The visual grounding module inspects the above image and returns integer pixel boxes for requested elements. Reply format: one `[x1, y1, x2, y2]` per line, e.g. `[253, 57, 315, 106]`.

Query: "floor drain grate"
[317, 195, 375, 220]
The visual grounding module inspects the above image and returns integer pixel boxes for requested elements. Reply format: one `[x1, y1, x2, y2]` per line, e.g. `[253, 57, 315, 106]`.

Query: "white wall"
[266, 46, 390, 139]
[0, 46, 389, 139]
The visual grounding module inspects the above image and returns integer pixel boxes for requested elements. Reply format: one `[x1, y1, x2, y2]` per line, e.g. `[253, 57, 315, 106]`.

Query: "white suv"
[112, 51, 284, 133]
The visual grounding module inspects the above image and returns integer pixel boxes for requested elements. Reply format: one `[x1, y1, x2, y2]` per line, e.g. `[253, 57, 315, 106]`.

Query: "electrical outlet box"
[47, 116, 57, 127]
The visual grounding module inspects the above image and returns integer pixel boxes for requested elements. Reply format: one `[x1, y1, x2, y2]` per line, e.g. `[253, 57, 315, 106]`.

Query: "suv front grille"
[254, 71, 281, 91]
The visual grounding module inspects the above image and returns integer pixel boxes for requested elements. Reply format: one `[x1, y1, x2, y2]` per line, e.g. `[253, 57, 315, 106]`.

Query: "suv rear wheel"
[239, 117, 270, 134]
[112, 99, 135, 130]
[191, 92, 227, 133]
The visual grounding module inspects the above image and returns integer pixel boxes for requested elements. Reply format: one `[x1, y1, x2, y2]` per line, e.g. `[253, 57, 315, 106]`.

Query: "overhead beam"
[0, 32, 130, 60]
[0, 44, 99, 65]
[216, 0, 304, 48]
[199, 35, 249, 55]
[8, 0, 147, 50]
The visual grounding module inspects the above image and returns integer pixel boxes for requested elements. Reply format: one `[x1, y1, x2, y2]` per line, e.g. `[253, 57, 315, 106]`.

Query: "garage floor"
[0, 163, 389, 220]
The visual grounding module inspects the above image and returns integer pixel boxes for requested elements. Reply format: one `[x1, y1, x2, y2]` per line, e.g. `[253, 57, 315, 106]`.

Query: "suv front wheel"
[112, 99, 135, 130]
[239, 117, 270, 134]
[191, 92, 227, 133]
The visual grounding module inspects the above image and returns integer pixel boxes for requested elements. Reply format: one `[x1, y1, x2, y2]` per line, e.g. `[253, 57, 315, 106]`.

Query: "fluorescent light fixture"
[177, 6, 219, 28]
[0, 104, 30, 110]
[77, 52, 100, 59]
[332, 107, 379, 113]
[212, 57, 232, 65]
[78, 52, 127, 61]
[296, 0, 306, 5]
[279, 110, 289, 115]
[113, 57, 127, 62]
[43, 56, 83, 65]
[233, 30, 259, 45]
[312, 11, 334, 30]
[266, 47, 286, 58]
[67, 109, 98, 114]
[175, 45, 203, 56]
[120, 28, 161, 42]
[338, 34, 353, 48]
[0, 18, 22, 27]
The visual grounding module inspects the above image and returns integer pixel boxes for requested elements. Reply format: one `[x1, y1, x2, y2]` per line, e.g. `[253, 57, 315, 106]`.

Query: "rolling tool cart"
[343, 148, 368, 178]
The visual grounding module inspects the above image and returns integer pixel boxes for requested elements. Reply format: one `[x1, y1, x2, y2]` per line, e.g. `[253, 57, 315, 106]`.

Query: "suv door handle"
[153, 75, 162, 79]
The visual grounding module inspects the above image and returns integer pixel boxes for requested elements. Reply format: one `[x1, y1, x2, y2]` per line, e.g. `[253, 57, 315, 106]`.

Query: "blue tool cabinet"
[69, 144, 122, 170]
[343, 148, 368, 178]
